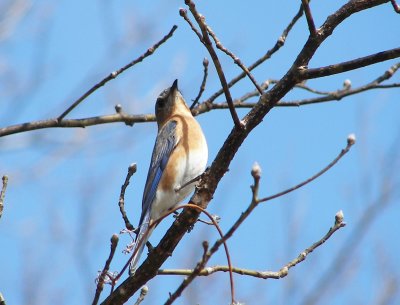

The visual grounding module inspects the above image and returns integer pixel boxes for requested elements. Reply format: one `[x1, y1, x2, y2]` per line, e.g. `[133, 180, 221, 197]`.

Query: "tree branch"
[190, 58, 209, 110]
[299, 47, 400, 79]
[301, 0, 317, 36]
[92, 234, 119, 305]
[0, 176, 9, 220]
[182, 2, 242, 127]
[118, 163, 137, 231]
[57, 25, 178, 121]
[158, 210, 346, 280]
[391, 0, 400, 12]
[258, 134, 355, 203]
[205, 3, 304, 104]
[206, 24, 263, 95]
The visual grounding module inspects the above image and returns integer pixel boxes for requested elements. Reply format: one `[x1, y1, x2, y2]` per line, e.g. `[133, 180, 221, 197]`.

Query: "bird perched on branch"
[130, 79, 208, 274]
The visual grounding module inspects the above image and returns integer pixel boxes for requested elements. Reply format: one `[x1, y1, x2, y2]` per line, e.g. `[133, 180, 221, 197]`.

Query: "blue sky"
[1, 1, 399, 305]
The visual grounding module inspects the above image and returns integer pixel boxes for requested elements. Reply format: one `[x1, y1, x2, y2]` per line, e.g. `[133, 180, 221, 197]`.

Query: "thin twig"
[205, 3, 304, 104]
[92, 234, 119, 305]
[182, 2, 242, 127]
[118, 163, 137, 231]
[133, 286, 149, 305]
[391, 0, 400, 13]
[159, 210, 346, 279]
[258, 135, 355, 203]
[57, 25, 178, 121]
[0, 176, 9, 219]
[301, 0, 317, 36]
[299, 47, 400, 80]
[206, 24, 263, 95]
[164, 241, 209, 305]
[190, 58, 209, 110]
[179, 8, 203, 41]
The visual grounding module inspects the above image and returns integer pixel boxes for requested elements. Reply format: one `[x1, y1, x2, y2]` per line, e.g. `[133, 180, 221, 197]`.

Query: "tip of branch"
[140, 285, 149, 294]
[128, 163, 137, 173]
[179, 8, 187, 16]
[115, 104, 123, 113]
[251, 162, 262, 179]
[335, 210, 344, 226]
[111, 234, 119, 245]
[347, 133, 356, 146]
[343, 79, 352, 89]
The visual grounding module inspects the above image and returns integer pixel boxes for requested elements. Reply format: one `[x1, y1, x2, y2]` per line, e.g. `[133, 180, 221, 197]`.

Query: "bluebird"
[130, 79, 208, 273]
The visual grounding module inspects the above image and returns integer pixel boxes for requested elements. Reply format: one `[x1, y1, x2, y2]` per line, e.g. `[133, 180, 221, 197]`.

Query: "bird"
[130, 79, 208, 274]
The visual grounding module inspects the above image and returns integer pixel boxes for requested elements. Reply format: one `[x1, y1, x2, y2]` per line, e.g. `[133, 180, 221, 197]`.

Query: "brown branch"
[258, 134, 355, 203]
[57, 25, 178, 121]
[0, 176, 9, 219]
[205, 3, 304, 104]
[92, 234, 119, 305]
[190, 58, 209, 110]
[391, 0, 400, 12]
[182, 2, 242, 127]
[118, 163, 137, 231]
[193, 62, 400, 113]
[301, 0, 317, 36]
[159, 210, 346, 280]
[0, 113, 155, 138]
[179, 8, 203, 40]
[299, 47, 400, 80]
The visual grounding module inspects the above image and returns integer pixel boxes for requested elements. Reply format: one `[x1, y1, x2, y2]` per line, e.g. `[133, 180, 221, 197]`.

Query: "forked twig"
[182, 1, 242, 127]
[206, 25, 263, 95]
[205, 3, 304, 104]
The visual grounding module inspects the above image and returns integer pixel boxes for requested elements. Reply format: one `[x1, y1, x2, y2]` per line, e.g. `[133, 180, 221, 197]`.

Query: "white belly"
[150, 140, 208, 221]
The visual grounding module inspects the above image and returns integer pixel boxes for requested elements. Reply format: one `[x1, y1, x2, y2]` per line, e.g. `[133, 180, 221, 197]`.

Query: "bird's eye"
[156, 98, 165, 108]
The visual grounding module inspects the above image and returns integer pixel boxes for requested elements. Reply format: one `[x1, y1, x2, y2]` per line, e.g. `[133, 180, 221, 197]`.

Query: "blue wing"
[139, 120, 177, 226]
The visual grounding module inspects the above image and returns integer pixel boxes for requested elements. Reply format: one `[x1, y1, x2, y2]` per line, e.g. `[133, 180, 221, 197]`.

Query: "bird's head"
[155, 79, 189, 127]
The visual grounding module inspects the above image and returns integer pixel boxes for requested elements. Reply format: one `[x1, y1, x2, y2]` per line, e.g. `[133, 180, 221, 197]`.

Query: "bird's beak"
[171, 79, 178, 92]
